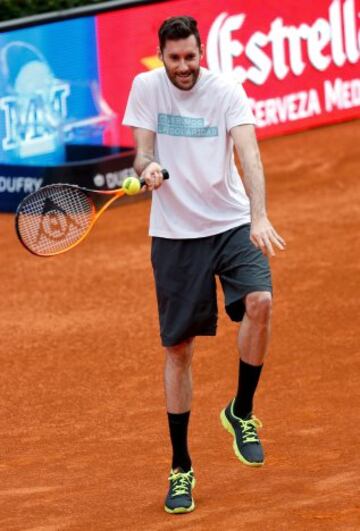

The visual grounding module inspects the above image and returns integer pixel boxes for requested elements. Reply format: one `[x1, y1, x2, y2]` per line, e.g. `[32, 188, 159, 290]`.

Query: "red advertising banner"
[97, 0, 360, 145]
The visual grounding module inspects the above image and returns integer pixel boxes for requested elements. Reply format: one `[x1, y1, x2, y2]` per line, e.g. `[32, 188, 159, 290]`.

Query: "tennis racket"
[15, 169, 169, 257]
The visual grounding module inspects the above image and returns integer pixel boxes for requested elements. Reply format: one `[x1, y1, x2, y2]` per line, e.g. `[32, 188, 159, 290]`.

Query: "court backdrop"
[0, 0, 359, 210]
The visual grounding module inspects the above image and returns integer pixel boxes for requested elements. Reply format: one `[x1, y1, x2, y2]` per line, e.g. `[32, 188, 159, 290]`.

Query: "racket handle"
[139, 168, 169, 186]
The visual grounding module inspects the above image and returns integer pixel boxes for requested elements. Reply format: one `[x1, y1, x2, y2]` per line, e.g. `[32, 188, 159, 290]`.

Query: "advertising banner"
[0, 149, 136, 212]
[0, 16, 123, 209]
[0, 17, 106, 166]
[0, 0, 359, 210]
[97, 0, 360, 144]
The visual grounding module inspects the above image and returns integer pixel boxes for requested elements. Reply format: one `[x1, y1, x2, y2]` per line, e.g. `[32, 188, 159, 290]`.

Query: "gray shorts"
[151, 224, 272, 347]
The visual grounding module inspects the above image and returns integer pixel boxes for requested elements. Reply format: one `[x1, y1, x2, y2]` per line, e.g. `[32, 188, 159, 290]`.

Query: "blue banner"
[0, 17, 102, 167]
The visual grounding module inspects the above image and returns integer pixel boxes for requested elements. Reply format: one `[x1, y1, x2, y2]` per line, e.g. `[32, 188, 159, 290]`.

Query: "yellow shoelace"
[238, 416, 263, 444]
[168, 470, 193, 496]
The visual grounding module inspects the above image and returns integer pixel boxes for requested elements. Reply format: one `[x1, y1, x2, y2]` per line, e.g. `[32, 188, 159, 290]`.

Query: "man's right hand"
[141, 162, 165, 191]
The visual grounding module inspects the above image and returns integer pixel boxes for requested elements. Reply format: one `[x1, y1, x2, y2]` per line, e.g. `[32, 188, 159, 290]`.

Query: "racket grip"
[139, 169, 169, 186]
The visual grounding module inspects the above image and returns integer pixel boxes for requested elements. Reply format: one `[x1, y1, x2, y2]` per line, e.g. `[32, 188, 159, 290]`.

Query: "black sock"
[167, 411, 192, 472]
[233, 359, 263, 419]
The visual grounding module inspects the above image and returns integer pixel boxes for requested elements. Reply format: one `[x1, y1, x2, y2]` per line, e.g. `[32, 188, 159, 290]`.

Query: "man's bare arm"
[231, 124, 286, 256]
[132, 127, 165, 190]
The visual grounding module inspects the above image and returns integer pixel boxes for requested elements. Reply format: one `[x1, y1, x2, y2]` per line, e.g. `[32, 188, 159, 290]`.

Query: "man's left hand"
[250, 217, 286, 256]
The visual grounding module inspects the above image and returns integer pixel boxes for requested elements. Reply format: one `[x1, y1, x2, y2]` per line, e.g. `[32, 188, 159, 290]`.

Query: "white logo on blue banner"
[0, 42, 69, 165]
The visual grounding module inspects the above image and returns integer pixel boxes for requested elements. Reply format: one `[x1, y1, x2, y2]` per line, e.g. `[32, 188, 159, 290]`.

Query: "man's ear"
[157, 46, 162, 61]
[200, 43, 204, 60]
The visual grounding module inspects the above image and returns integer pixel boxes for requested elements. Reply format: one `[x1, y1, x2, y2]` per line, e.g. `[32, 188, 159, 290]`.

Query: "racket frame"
[15, 170, 169, 257]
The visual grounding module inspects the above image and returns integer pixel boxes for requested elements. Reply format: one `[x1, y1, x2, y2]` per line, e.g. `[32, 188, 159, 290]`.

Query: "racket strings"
[17, 186, 95, 255]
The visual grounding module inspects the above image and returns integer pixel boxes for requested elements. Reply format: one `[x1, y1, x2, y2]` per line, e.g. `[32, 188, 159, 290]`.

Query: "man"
[122, 16, 285, 514]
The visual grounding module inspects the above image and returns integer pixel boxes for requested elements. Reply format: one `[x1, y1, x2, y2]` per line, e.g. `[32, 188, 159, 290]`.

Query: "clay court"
[0, 119, 359, 530]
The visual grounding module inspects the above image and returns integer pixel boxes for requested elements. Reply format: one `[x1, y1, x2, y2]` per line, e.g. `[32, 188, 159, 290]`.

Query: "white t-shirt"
[122, 67, 256, 238]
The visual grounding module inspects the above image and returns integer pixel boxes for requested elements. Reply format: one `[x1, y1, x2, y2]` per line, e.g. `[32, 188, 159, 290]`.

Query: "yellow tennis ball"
[122, 176, 141, 195]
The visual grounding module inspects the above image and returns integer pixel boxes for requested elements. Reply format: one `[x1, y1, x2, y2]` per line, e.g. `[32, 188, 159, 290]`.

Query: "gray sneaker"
[220, 399, 264, 466]
[164, 467, 196, 514]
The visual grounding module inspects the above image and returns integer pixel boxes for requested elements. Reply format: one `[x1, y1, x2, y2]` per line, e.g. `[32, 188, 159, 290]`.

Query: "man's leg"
[164, 337, 194, 415]
[165, 337, 194, 471]
[234, 290, 272, 417]
[164, 338, 196, 514]
[221, 291, 272, 466]
[151, 236, 217, 513]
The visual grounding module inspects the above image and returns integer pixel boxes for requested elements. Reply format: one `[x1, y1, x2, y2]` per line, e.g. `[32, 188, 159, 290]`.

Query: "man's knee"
[165, 337, 195, 368]
[245, 291, 272, 323]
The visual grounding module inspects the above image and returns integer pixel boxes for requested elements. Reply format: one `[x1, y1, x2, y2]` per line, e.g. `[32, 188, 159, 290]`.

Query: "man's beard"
[165, 65, 201, 91]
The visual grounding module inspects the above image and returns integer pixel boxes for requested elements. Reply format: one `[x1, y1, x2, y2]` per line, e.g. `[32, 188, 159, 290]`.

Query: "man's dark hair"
[158, 16, 201, 51]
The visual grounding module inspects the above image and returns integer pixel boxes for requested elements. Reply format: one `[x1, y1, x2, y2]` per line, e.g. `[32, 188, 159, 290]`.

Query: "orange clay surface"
[0, 120, 359, 531]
